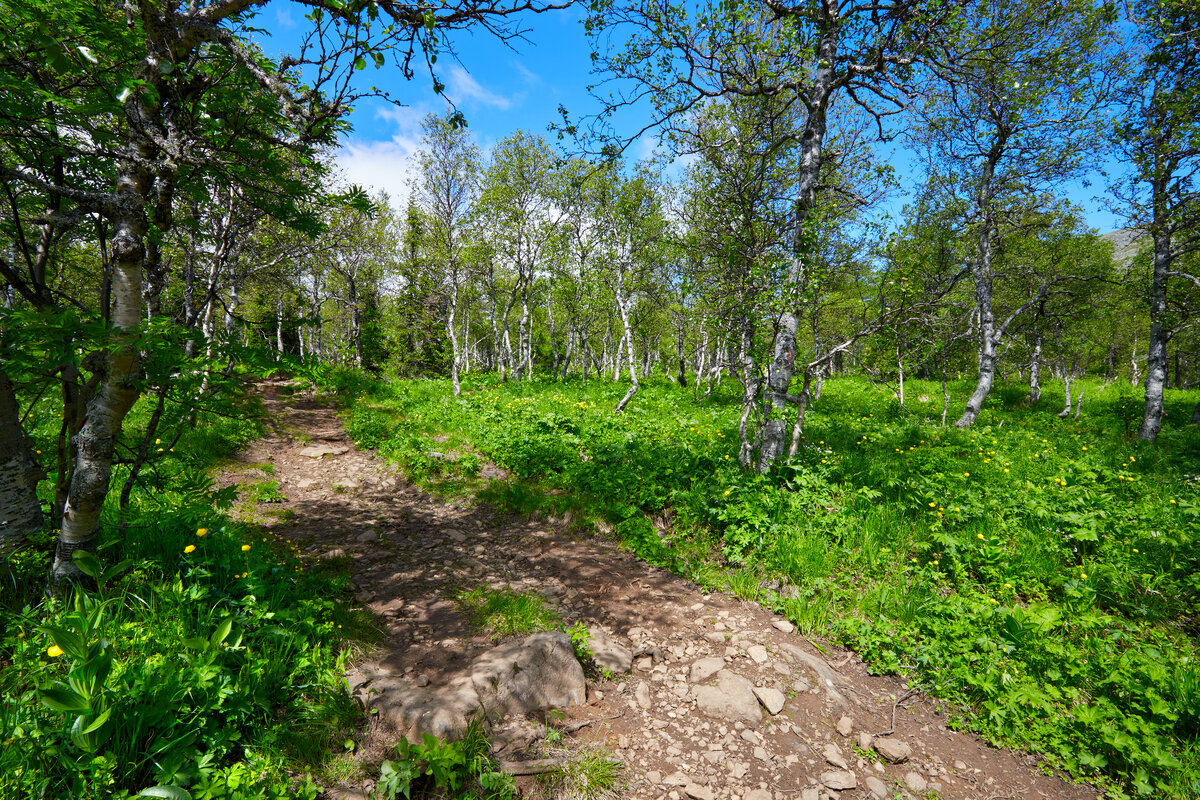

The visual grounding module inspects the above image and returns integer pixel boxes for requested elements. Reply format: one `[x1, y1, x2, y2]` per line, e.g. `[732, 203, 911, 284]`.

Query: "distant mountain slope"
[1101, 227, 1146, 266]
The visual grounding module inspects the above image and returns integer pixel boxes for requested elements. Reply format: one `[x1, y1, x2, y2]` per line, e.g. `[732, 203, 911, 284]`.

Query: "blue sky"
[255, 2, 1123, 234]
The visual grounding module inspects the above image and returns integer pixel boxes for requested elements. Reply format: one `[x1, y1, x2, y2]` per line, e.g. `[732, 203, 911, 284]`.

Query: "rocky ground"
[216, 379, 1098, 800]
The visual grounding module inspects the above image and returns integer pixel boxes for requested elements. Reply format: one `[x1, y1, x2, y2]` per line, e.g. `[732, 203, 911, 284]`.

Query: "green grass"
[335, 368, 1200, 799]
[0, 377, 366, 800]
[456, 586, 560, 639]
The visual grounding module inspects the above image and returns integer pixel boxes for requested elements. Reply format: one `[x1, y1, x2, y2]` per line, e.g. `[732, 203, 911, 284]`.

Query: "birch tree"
[1115, 0, 1200, 440]
[577, 0, 960, 470]
[913, 0, 1119, 427]
[417, 114, 481, 395]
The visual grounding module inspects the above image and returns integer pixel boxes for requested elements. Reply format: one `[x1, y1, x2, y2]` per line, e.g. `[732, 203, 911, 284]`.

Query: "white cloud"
[273, 6, 298, 29]
[334, 106, 427, 211]
[445, 66, 512, 110]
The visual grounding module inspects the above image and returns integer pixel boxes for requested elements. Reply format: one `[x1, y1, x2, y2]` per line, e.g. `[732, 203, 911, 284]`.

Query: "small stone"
[753, 745, 768, 761]
[873, 737, 912, 764]
[589, 626, 634, 674]
[864, 775, 889, 799]
[690, 657, 726, 684]
[704, 632, 728, 643]
[745, 790, 772, 800]
[752, 686, 786, 715]
[647, 771, 662, 785]
[296, 479, 317, 489]
[954, 760, 967, 771]
[792, 677, 811, 693]
[636, 682, 652, 709]
[822, 743, 848, 769]
[819, 770, 857, 791]
[636, 656, 653, 671]
[356, 532, 376, 543]
[836, 715, 854, 737]
[771, 619, 795, 633]
[355, 590, 375, 603]
[746, 645, 769, 664]
[904, 771, 927, 793]
[801, 790, 820, 800]
[684, 783, 714, 800]
[729, 761, 749, 779]
[858, 732, 874, 752]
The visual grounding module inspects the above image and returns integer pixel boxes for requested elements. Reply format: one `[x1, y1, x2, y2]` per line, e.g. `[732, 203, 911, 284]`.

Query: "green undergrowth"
[1, 382, 365, 800]
[331, 368, 1200, 799]
[456, 586, 560, 639]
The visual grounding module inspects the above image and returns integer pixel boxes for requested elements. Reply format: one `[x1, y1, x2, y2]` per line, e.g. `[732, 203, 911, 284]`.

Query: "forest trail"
[217, 378, 1097, 800]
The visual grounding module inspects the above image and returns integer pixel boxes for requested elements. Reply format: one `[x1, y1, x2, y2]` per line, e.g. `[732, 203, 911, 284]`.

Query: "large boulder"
[471, 630, 587, 716]
[694, 671, 761, 727]
[361, 630, 586, 743]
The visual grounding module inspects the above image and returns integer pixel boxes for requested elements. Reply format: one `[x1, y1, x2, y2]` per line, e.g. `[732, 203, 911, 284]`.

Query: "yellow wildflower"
[184, 544, 196, 554]
[196, 528, 208, 537]
[241, 544, 251, 551]
[47, 645, 64, 658]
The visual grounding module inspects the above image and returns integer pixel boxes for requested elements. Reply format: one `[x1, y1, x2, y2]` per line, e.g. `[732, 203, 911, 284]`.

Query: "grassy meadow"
[339, 370, 1200, 799]
[0, 379, 366, 800]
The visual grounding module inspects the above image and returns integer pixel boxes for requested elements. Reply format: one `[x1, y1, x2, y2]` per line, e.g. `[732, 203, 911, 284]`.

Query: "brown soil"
[216, 379, 1099, 800]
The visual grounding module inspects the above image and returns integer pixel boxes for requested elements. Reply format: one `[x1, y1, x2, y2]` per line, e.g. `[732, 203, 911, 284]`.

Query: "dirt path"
[217, 379, 1096, 800]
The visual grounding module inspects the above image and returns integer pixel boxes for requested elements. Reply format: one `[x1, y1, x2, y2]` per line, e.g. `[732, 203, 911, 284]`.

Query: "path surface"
[217, 379, 1097, 800]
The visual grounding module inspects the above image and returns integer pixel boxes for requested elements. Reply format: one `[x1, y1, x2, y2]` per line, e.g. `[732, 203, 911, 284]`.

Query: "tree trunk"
[1139, 229, 1171, 441]
[955, 134, 1008, 428]
[1029, 335, 1042, 403]
[447, 283, 461, 396]
[51, 163, 148, 588]
[0, 370, 44, 553]
[613, 271, 640, 412]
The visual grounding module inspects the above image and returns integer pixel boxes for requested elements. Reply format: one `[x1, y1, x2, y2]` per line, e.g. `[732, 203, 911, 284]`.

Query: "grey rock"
[635, 681, 652, 709]
[589, 626, 634, 674]
[771, 619, 795, 633]
[690, 656, 726, 684]
[864, 775, 890, 799]
[471, 631, 586, 717]
[800, 790, 819, 800]
[858, 732, 874, 752]
[752, 685, 786, 715]
[874, 737, 912, 764]
[694, 671, 762, 727]
[823, 743, 848, 769]
[296, 479, 317, 489]
[299, 444, 348, 458]
[836, 715, 854, 737]
[819, 769, 857, 790]
[356, 532, 377, 543]
[684, 783, 714, 800]
[904, 771, 927, 793]
[746, 644, 769, 664]
[745, 790, 772, 800]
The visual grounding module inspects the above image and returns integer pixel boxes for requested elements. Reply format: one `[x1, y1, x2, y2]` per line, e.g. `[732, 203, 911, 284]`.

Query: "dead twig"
[875, 686, 921, 737]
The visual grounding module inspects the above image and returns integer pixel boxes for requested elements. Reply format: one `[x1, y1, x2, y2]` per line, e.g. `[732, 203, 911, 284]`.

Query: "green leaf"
[182, 636, 209, 650]
[354, 55, 366, 71]
[209, 618, 233, 647]
[38, 684, 91, 713]
[72, 549, 103, 580]
[135, 787, 192, 800]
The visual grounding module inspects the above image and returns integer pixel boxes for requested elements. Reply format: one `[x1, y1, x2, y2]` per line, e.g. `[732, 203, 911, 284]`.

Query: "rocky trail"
[216, 379, 1097, 800]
